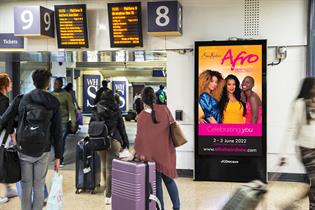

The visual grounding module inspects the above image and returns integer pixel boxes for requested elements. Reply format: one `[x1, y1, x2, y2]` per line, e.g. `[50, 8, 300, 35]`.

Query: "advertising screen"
[196, 40, 266, 157]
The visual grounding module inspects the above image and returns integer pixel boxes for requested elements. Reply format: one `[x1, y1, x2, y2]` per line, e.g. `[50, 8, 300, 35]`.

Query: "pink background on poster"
[198, 124, 262, 136]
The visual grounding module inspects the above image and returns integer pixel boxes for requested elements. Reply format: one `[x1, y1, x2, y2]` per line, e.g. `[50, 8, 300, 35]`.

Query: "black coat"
[91, 98, 129, 149]
[0, 93, 14, 134]
[0, 89, 63, 158]
[94, 87, 112, 105]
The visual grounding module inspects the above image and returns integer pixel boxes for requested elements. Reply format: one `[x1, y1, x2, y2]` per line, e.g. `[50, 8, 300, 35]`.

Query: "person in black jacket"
[0, 73, 17, 204]
[90, 88, 129, 205]
[0, 69, 62, 210]
[94, 80, 111, 105]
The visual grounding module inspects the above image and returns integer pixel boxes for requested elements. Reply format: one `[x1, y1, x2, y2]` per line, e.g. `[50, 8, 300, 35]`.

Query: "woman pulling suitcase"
[134, 87, 180, 210]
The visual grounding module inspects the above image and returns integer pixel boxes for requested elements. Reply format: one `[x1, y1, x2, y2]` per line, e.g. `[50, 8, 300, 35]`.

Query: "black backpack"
[17, 103, 53, 157]
[88, 102, 118, 151]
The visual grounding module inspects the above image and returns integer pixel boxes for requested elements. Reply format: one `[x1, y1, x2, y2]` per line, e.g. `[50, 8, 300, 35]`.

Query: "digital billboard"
[195, 40, 267, 182]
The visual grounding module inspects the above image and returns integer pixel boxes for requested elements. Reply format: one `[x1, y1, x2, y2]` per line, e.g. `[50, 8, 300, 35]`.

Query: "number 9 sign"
[14, 6, 54, 38]
[21, 10, 33, 30]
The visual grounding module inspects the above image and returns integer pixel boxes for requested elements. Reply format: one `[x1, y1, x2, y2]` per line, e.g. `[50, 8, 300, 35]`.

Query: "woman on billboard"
[241, 76, 262, 124]
[198, 70, 224, 124]
[219, 74, 246, 124]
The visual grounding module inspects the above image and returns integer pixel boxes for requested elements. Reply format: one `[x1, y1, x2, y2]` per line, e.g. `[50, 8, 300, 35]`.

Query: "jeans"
[19, 152, 50, 210]
[61, 123, 68, 163]
[156, 172, 180, 210]
[98, 139, 122, 198]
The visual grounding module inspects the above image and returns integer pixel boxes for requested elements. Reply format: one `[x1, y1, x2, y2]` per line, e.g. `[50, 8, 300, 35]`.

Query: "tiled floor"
[0, 125, 309, 210]
[0, 169, 309, 210]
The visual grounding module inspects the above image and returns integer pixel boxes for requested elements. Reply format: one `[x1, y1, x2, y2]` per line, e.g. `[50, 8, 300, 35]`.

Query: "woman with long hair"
[198, 70, 224, 123]
[0, 73, 17, 204]
[135, 87, 180, 210]
[219, 74, 246, 124]
[282, 77, 315, 209]
[90, 88, 129, 205]
[241, 76, 262, 124]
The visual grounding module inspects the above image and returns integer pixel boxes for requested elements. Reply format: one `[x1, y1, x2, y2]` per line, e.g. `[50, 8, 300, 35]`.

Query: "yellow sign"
[55, 4, 89, 48]
[108, 3, 143, 48]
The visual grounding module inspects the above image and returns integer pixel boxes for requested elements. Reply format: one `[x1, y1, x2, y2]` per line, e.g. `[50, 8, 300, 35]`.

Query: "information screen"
[195, 41, 266, 157]
[55, 4, 89, 49]
[108, 2, 143, 48]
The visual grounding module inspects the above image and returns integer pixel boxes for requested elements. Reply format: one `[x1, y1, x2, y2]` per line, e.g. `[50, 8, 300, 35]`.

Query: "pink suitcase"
[112, 159, 160, 210]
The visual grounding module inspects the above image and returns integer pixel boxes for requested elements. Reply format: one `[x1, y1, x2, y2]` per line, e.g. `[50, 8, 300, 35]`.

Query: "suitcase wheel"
[75, 189, 82, 194]
[90, 190, 96, 194]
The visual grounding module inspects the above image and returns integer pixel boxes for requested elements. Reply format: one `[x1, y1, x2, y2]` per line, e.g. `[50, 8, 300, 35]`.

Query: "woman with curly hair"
[198, 70, 224, 123]
[219, 74, 246, 124]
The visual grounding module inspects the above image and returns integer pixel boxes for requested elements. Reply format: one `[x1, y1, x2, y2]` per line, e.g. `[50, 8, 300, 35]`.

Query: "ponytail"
[142, 87, 159, 124]
[149, 104, 159, 124]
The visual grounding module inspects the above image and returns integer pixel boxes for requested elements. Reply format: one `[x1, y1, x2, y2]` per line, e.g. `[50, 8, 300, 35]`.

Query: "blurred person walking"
[282, 77, 315, 210]
[135, 87, 180, 210]
[0, 73, 17, 204]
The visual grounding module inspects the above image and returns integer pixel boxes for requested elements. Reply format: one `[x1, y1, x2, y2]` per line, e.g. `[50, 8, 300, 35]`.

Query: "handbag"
[170, 122, 187, 147]
[0, 129, 21, 183]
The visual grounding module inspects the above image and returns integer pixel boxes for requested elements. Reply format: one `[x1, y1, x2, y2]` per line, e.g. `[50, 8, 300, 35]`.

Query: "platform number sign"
[148, 1, 182, 36]
[14, 6, 54, 38]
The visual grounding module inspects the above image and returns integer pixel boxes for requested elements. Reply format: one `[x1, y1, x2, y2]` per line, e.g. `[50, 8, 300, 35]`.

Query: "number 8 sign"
[14, 6, 54, 38]
[148, 1, 183, 36]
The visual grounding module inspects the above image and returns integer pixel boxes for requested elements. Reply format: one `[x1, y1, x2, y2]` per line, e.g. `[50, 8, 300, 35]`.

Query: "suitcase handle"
[149, 193, 162, 210]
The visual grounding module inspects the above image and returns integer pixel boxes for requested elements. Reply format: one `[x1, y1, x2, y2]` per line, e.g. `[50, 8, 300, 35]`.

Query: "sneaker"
[5, 187, 18, 198]
[60, 161, 64, 168]
[43, 198, 48, 206]
[105, 197, 111, 205]
[0, 196, 8, 204]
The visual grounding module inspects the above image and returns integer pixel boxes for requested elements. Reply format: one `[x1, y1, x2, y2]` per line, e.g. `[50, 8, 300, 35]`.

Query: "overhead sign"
[55, 4, 89, 49]
[0, 33, 24, 49]
[147, 1, 182, 36]
[83, 75, 100, 113]
[14, 6, 54, 37]
[152, 69, 166, 77]
[108, 2, 143, 48]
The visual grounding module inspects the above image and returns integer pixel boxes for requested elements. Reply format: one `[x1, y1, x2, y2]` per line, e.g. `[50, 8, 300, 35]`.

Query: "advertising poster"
[196, 41, 266, 157]
[83, 75, 100, 113]
[112, 81, 127, 112]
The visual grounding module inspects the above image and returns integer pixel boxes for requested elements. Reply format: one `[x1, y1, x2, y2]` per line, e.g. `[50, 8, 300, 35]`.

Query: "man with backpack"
[94, 80, 111, 105]
[0, 69, 62, 210]
[156, 85, 167, 105]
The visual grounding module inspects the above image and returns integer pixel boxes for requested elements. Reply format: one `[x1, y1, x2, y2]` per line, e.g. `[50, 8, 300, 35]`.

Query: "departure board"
[55, 4, 89, 49]
[108, 2, 143, 48]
